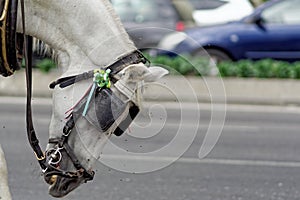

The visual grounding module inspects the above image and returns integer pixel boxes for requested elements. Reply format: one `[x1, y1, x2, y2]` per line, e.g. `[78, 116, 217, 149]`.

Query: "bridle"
[0, 0, 23, 76]
[40, 50, 148, 181]
[14, 0, 149, 182]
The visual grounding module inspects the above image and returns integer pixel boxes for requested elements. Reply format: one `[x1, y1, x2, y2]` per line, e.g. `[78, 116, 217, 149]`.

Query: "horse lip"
[48, 175, 84, 198]
[48, 176, 70, 198]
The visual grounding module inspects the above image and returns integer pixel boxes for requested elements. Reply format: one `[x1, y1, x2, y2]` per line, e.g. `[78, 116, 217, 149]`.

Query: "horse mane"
[33, 38, 58, 61]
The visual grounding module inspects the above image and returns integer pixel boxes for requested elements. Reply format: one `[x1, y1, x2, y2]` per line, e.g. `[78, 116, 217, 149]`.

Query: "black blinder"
[72, 87, 139, 136]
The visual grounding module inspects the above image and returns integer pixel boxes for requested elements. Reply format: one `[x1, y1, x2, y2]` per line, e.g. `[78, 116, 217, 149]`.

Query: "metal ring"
[47, 147, 63, 165]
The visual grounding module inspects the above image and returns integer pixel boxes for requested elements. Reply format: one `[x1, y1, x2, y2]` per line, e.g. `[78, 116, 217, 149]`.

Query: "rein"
[21, 0, 47, 171]
[20, 0, 149, 181]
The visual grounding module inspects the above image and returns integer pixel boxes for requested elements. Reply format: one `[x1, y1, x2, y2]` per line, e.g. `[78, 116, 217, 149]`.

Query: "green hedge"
[147, 55, 300, 79]
[33, 55, 300, 79]
[217, 59, 300, 79]
[147, 55, 211, 76]
[23, 58, 56, 73]
[35, 58, 56, 73]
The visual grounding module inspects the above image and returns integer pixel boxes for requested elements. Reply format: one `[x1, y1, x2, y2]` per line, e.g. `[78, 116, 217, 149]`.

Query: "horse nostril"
[63, 184, 68, 191]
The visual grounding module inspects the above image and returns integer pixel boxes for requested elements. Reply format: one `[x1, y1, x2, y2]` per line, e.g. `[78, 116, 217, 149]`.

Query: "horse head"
[45, 62, 167, 197]
[13, 0, 168, 197]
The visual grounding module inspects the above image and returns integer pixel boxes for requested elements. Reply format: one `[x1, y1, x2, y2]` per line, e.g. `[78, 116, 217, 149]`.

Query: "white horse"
[0, 145, 11, 200]
[15, 0, 167, 197]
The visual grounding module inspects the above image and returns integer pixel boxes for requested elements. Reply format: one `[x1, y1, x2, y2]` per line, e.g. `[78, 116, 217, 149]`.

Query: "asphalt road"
[1, 97, 300, 200]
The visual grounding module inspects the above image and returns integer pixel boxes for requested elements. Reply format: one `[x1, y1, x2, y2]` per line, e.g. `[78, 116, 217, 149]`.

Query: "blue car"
[157, 0, 300, 63]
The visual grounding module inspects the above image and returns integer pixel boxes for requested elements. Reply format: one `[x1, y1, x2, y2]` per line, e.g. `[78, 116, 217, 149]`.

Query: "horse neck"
[18, 0, 136, 74]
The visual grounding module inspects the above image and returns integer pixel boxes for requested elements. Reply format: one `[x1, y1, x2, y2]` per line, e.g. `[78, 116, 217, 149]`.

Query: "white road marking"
[101, 154, 300, 168]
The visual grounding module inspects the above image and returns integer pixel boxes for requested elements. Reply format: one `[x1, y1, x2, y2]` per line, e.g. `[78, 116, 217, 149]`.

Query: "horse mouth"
[45, 175, 84, 198]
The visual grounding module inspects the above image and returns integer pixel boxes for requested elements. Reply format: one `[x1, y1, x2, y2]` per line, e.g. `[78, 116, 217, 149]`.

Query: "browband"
[49, 50, 149, 89]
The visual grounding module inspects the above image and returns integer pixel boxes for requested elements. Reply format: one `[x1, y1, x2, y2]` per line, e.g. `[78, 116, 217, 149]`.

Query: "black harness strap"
[21, 0, 46, 170]
[49, 71, 94, 89]
[21, 0, 90, 179]
[49, 50, 149, 89]
[0, 0, 23, 77]
[6, 0, 22, 72]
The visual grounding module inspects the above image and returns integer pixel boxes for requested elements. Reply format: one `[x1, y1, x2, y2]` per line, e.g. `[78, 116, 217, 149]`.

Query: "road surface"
[1, 97, 300, 200]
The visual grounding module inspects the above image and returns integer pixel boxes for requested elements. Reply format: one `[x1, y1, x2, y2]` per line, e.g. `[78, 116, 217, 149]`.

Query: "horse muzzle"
[45, 174, 85, 198]
[43, 147, 94, 198]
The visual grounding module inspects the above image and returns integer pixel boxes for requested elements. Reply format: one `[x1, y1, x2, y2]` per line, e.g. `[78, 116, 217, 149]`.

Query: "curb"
[144, 76, 300, 106]
[0, 69, 59, 97]
[1, 69, 300, 106]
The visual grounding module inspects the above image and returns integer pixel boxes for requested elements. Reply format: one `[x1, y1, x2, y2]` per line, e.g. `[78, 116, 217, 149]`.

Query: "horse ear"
[143, 66, 168, 82]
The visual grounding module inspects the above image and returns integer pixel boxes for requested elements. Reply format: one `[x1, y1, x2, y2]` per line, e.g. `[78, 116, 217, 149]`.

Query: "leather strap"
[0, 0, 22, 76]
[21, 0, 46, 170]
[49, 50, 149, 89]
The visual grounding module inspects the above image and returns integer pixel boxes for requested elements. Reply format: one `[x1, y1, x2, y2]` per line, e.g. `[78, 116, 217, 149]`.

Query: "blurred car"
[158, 0, 300, 63]
[110, 0, 195, 50]
[190, 0, 254, 26]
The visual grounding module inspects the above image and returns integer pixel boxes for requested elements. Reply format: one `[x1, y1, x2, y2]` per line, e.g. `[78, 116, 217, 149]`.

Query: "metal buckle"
[62, 128, 72, 137]
[34, 151, 46, 161]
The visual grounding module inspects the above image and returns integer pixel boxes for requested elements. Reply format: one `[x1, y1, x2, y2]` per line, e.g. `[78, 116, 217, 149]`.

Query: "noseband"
[17, 0, 149, 182]
[43, 113, 95, 180]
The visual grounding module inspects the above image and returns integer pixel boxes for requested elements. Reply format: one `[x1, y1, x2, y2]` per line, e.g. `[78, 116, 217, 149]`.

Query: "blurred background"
[109, 0, 300, 78]
[33, 0, 300, 80]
